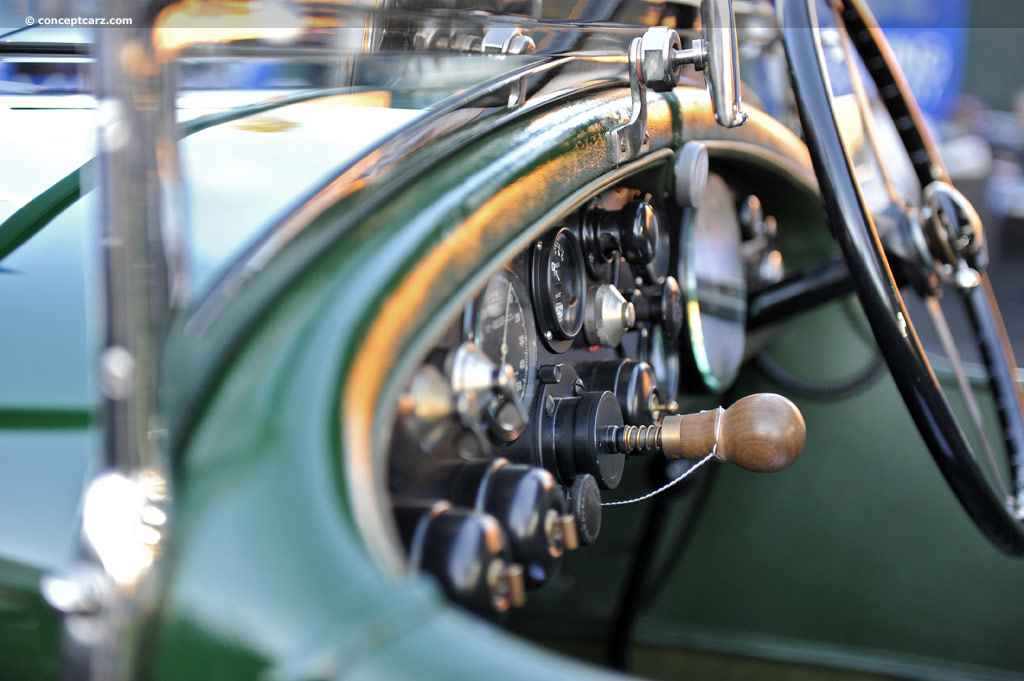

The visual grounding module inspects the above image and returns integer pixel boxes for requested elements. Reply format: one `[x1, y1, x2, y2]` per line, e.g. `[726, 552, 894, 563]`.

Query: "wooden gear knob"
[661, 393, 806, 472]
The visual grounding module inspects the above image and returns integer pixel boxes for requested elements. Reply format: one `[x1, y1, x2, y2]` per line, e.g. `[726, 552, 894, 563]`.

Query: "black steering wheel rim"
[778, 0, 1024, 553]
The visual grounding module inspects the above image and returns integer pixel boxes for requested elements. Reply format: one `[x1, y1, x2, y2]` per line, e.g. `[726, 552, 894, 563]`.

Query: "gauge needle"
[500, 280, 512, 368]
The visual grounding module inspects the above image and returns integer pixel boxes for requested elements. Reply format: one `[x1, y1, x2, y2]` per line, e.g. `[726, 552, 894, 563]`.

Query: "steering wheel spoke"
[923, 293, 1011, 503]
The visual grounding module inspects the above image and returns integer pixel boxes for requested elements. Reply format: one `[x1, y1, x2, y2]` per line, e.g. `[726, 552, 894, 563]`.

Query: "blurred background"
[2, 0, 1023, 325]
[3, 0, 1023, 217]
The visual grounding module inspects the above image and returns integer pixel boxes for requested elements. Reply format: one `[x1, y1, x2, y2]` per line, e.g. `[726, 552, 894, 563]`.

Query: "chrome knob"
[584, 284, 635, 348]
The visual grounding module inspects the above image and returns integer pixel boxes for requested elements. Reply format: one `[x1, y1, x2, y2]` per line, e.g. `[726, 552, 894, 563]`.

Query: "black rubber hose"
[755, 350, 886, 400]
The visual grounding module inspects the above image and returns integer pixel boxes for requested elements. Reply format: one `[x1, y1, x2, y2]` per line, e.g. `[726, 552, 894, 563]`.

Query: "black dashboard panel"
[387, 170, 776, 616]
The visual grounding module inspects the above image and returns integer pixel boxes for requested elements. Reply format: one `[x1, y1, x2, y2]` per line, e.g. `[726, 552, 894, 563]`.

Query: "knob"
[567, 474, 602, 546]
[576, 359, 660, 426]
[662, 394, 805, 472]
[675, 142, 709, 209]
[448, 342, 529, 444]
[548, 390, 625, 489]
[586, 200, 660, 266]
[455, 460, 577, 588]
[394, 502, 526, 615]
[584, 284, 635, 348]
[607, 393, 806, 473]
[631, 276, 683, 339]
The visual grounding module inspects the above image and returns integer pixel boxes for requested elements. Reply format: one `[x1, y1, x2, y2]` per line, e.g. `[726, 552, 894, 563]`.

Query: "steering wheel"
[779, 0, 1024, 553]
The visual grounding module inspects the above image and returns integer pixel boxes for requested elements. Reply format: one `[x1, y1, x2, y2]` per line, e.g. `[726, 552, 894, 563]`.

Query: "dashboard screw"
[573, 378, 585, 396]
[545, 395, 556, 416]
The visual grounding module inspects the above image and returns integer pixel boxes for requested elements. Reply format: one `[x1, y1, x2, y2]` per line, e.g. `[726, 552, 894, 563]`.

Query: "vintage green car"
[2, 0, 1023, 679]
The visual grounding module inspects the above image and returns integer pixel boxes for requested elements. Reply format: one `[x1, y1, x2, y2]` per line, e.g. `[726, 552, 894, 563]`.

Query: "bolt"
[100, 345, 135, 400]
[573, 378, 585, 396]
[545, 395, 556, 416]
[955, 267, 981, 289]
[507, 34, 535, 54]
[487, 560, 526, 610]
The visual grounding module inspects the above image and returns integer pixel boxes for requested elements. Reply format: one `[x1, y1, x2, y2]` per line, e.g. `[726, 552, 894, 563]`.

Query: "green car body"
[2, 12, 1023, 681]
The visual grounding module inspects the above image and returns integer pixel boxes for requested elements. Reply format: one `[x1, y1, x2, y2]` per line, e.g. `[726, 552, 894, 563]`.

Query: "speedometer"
[679, 173, 747, 392]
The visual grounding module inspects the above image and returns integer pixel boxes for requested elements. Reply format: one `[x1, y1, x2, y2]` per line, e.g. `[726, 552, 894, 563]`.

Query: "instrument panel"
[389, 170, 780, 616]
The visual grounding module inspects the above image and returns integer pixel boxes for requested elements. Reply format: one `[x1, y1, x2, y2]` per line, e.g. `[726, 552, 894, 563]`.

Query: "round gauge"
[474, 269, 538, 410]
[533, 227, 586, 352]
[678, 173, 747, 392]
[647, 325, 679, 402]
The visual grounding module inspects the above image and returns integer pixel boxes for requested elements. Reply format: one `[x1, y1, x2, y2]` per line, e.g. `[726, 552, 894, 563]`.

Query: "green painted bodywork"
[1, 74, 1023, 681]
[148, 86, 684, 680]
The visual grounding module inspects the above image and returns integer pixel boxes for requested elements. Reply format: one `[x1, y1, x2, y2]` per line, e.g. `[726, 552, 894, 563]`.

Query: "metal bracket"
[612, 37, 650, 163]
[613, 0, 747, 160]
[481, 27, 535, 55]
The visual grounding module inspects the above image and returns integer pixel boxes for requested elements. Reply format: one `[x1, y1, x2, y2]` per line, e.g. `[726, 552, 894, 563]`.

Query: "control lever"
[606, 393, 806, 473]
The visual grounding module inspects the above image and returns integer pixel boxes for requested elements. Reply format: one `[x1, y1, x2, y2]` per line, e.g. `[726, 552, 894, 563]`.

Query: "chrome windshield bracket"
[619, 0, 747, 143]
[612, 37, 650, 163]
[44, 1, 180, 680]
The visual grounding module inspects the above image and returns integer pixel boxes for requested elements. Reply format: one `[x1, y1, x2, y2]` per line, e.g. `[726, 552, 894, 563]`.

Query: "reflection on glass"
[682, 173, 746, 392]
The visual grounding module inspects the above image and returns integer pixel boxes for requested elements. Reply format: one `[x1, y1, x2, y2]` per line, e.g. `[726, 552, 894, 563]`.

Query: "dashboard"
[386, 160, 782, 616]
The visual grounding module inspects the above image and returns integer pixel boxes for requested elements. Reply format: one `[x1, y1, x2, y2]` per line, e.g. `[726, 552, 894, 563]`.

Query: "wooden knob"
[661, 393, 806, 472]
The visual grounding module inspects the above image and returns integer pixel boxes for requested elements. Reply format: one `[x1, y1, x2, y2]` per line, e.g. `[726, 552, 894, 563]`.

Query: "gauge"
[533, 227, 586, 352]
[678, 173, 747, 392]
[474, 268, 537, 410]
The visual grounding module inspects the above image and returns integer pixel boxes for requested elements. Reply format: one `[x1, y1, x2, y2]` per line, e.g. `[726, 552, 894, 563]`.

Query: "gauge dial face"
[536, 227, 586, 344]
[475, 269, 537, 409]
[680, 173, 747, 392]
